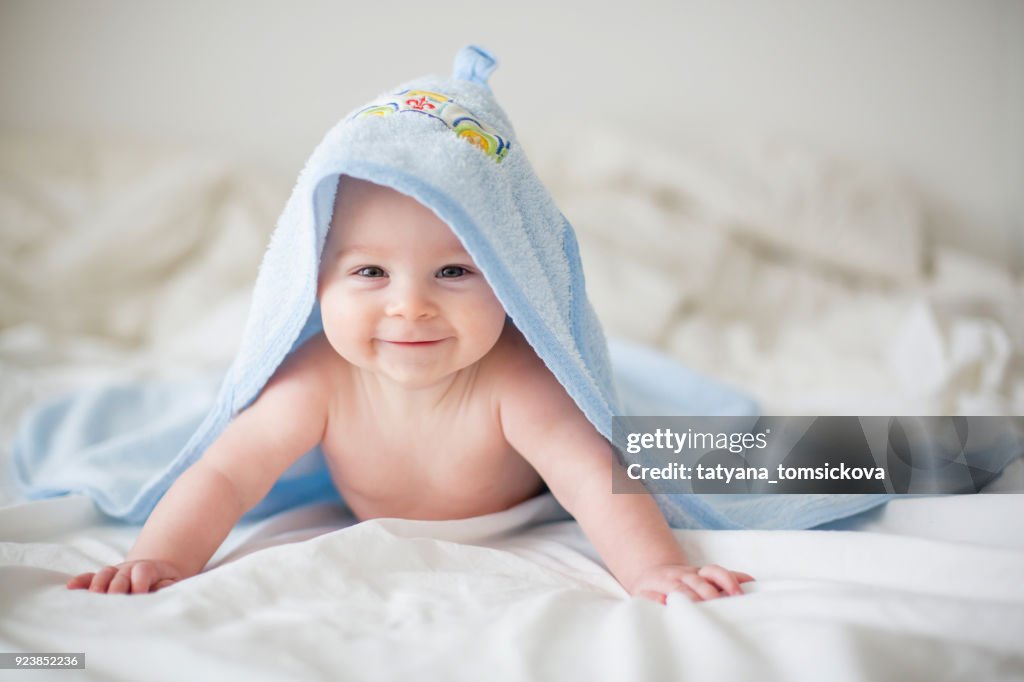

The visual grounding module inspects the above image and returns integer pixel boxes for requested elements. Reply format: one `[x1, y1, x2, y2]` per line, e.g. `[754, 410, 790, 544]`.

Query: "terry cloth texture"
[16, 45, 1012, 529]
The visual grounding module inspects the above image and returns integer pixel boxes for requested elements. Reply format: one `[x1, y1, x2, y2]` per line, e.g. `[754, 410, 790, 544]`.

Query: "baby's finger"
[666, 581, 700, 603]
[733, 571, 756, 583]
[698, 565, 742, 596]
[66, 573, 95, 590]
[679, 574, 722, 601]
[89, 566, 118, 593]
[129, 562, 157, 594]
[108, 569, 132, 595]
[152, 578, 177, 592]
[636, 589, 667, 605]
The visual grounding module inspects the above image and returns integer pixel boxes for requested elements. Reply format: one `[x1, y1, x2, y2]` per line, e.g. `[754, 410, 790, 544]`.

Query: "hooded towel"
[17, 46, 1010, 529]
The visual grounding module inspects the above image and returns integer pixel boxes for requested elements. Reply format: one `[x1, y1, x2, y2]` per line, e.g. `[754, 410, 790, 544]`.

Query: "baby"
[68, 175, 755, 603]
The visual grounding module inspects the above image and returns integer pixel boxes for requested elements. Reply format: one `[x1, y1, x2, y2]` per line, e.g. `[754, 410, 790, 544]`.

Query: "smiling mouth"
[382, 339, 445, 347]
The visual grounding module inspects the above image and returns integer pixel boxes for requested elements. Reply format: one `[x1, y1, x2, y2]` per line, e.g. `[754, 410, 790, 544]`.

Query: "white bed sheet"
[2, 481, 1023, 682]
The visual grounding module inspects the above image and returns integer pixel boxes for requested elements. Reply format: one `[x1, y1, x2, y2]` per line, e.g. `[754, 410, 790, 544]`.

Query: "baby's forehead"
[334, 175, 388, 204]
[328, 176, 467, 253]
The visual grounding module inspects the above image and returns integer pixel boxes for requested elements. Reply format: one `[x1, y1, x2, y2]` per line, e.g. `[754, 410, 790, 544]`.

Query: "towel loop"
[452, 45, 498, 86]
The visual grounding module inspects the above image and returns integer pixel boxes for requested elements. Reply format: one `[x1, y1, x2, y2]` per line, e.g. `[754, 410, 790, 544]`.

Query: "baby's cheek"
[320, 307, 359, 355]
[468, 287, 506, 321]
[478, 302, 508, 345]
[326, 332, 372, 370]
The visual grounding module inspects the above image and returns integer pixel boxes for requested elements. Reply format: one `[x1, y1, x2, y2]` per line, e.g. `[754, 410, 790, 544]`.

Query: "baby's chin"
[329, 337, 499, 390]
[377, 344, 503, 388]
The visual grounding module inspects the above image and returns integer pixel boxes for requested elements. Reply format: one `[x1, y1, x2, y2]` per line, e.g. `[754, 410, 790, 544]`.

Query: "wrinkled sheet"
[2, 485, 1024, 681]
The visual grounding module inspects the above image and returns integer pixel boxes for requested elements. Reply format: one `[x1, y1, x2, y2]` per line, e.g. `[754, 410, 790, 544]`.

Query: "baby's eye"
[437, 265, 469, 279]
[355, 266, 386, 278]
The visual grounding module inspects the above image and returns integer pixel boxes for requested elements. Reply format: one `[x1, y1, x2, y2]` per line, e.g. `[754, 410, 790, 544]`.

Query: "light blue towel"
[14, 46, 1008, 530]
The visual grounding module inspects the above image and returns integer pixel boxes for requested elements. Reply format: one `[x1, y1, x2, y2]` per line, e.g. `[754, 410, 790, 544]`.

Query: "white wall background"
[2, 0, 1021, 269]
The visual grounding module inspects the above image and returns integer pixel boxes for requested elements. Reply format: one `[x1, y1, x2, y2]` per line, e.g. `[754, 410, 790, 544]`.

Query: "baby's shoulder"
[484, 323, 597, 452]
[266, 332, 348, 396]
[481, 322, 562, 396]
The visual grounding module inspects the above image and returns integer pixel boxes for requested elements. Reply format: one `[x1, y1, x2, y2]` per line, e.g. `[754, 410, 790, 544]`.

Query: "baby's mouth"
[381, 339, 445, 347]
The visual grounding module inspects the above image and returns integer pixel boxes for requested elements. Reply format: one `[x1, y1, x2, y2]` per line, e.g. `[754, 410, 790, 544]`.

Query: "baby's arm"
[67, 343, 330, 594]
[499, 355, 755, 604]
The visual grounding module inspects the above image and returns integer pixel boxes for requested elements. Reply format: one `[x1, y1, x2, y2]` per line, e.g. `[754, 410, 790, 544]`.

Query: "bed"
[1, 130, 1022, 680]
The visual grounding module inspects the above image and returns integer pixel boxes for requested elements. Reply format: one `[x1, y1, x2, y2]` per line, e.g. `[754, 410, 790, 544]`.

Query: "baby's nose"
[384, 283, 437, 319]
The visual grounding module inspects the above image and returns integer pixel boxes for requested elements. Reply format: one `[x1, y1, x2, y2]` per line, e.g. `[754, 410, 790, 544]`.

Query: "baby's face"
[317, 176, 507, 389]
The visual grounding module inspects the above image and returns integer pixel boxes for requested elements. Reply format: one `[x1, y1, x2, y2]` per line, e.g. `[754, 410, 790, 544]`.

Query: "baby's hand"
[630, 563, 756, 604]
[66, 559, 185, 595]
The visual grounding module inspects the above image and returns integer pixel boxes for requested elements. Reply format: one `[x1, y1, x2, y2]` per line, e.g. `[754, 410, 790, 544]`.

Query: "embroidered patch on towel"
[353, 89, 511, 163]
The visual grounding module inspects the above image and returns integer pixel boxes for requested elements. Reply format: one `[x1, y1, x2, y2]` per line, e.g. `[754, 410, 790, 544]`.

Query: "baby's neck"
[352, 363, 480, 421]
